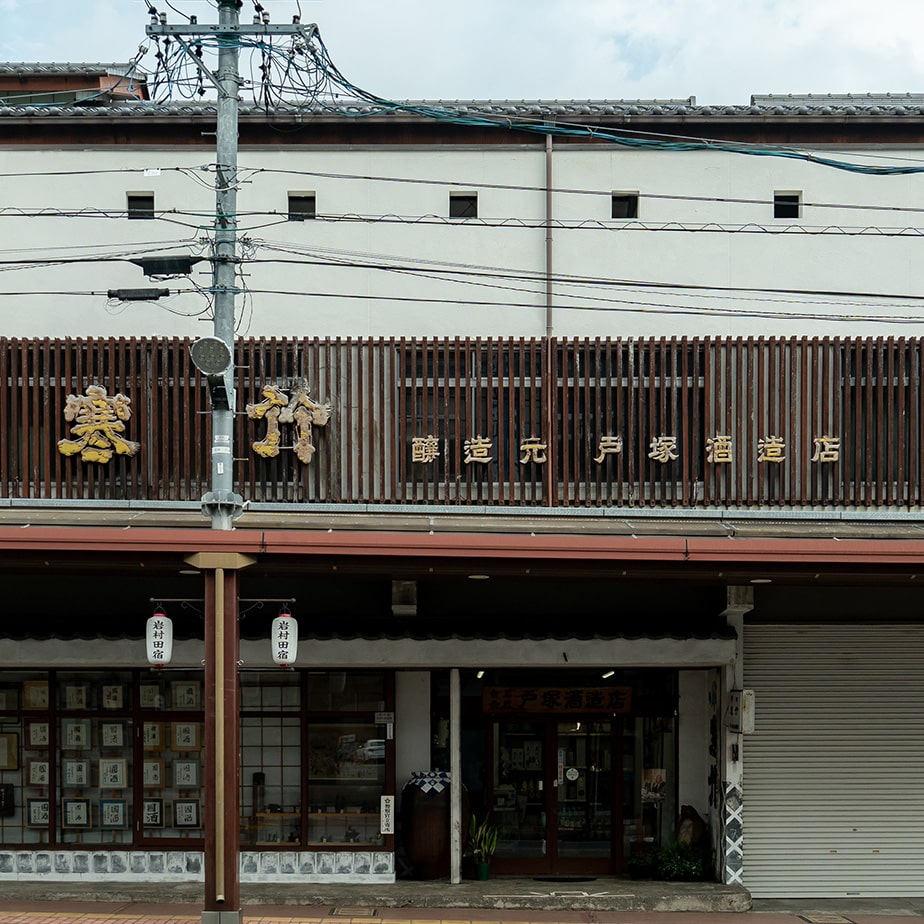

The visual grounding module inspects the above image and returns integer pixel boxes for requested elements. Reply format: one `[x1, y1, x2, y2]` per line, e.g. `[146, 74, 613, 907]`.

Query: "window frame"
[449, 192, 478, 219]
[611, 192, 639, 220]
[773, 191, 801, 219]
[287, 192, 317, 221]
[126, 192, 155, 220]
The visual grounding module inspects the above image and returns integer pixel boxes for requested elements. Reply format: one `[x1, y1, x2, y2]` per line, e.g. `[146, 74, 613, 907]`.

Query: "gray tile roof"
[0, 62, 142, 75]
[2, 96, 924, 119]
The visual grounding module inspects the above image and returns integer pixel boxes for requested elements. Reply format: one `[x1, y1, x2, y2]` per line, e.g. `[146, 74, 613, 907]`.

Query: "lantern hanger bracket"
[150, 598, 203, 617]
[148, 597, 295, 605]
[238, 598, 296, 619]
[150, 597, 295, 620]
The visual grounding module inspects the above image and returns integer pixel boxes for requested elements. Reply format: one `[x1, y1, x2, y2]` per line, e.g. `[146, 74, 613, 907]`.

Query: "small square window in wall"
[449, 192, 478, 218]
[774, 191, 801, 219]
[288, 193, 317, 221]
[612, 192, 639, 219]
[127, 193, 155, 220]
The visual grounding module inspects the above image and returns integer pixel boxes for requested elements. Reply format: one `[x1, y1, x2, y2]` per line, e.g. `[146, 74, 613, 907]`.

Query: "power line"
[1, 243, 920, 307]
[2, 162, 924, 218]
[247, 250, 924, 310]
[2, 238, 921, 316]
[3, 207, 924, 237]
[3, 286, 922, 325]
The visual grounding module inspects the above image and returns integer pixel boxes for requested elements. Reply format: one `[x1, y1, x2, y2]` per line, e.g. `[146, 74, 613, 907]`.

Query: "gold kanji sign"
[594, 434, 623, 462]
[57, 384, 140, 463]
[246, 381, 331, 464]
[463, 435, 493, 464]
[519, 436, 547, 464]
[411, 435, 440, 463]
[648, 435, 679, 463]
[706, 435, 733, 463]
[483, 686, 632, 714]
[811, 436, 840, 462]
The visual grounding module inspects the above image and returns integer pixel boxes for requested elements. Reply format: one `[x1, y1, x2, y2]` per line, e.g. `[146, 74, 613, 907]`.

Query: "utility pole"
[202, 0, 245, 533]
[147, 5, 310, 923]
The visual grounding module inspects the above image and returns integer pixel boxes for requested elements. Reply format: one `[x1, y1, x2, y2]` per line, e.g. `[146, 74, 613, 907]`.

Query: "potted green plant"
[655, 841, 708, 881]
[468, 814, 499, 881]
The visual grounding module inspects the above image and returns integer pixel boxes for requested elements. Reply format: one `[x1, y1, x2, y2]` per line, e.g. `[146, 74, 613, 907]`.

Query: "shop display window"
[240, 670, 391, 850]
[0, 669, 392, 850]
[0, 670, 207, 846]
[304, 721, 386, 847]
[135, 671, 204, 841]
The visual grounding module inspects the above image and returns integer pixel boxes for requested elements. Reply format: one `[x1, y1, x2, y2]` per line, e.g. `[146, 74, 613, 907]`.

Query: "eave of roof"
[1, 523, 923, 567]
[0, 62, 141, 76]
[2, 97, 924, 121]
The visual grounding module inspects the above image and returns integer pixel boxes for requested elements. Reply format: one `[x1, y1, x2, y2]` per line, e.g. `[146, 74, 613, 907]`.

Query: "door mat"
[533, 876, 597, 882]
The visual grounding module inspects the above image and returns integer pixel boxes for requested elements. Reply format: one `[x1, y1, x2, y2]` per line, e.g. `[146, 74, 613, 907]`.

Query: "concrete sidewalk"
[0, 879, 921, 923]
[0, 877, 749, 914]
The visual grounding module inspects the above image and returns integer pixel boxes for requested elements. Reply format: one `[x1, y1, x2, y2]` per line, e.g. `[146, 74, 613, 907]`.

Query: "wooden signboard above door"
[483, 687, 632, 714]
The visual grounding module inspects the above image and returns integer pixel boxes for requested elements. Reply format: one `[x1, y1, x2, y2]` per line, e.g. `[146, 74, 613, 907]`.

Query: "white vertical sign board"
[380, 795, 394, 835]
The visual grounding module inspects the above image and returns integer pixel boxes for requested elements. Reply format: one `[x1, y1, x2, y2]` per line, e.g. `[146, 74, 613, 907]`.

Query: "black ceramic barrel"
[400, 771, 468, 879]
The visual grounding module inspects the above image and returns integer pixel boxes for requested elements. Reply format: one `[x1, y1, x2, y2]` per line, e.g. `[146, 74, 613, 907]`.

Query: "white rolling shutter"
[743, 624, 924, 898]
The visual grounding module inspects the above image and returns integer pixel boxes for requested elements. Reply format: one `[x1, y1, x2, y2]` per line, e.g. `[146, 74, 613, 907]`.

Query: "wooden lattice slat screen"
[1, 337, 921, 509]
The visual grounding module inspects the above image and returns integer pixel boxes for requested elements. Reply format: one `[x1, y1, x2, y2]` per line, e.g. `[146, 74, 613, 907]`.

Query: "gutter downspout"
[544, 132, 556, 507]
[545, 132, 554, 339]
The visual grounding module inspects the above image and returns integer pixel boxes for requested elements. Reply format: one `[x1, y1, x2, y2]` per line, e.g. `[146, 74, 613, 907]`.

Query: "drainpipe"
[545, 133, 554, 339]
[543, 132, 556, 506]
[450, 668, 462, 884]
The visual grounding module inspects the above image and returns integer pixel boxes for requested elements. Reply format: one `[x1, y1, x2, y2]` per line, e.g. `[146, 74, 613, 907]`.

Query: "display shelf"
[307, 810, 383, 846]
[244, 809, 385, 846]
[249, 811, 302, 845]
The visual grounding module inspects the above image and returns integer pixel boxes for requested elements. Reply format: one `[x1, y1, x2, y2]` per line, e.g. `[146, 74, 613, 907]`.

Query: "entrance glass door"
[492, 721, 547, 861]
[491, 718, 618, 873]
[555, 720, 613, 863]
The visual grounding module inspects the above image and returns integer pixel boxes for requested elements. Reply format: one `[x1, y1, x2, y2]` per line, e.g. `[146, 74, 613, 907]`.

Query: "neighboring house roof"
[2, 95, 924, 119]
[0, 62, 143, 75]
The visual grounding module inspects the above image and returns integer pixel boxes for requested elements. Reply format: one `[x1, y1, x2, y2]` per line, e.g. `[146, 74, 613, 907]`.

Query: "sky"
[1, 0, 923, 105]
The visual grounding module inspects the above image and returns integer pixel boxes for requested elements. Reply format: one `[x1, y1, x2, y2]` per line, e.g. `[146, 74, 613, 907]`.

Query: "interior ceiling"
[1, 548, 922, 639]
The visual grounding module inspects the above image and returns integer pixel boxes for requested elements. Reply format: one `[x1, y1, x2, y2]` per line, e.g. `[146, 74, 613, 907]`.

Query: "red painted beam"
[0, 525, 922, 566]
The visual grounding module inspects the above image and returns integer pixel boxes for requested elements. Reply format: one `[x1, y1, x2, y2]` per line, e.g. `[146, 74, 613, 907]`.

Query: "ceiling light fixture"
[602, 670, 616, 679]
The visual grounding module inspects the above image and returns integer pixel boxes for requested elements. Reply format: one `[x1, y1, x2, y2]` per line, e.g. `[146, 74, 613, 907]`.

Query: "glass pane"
[306, 721, 385, 847]
[240, 671, 301, 711]
[493, 721, 546, 858]
[556, 720, 612, 858]
[240, 716, 302, 845]
[622, 716, 677, 860]
[305, 671, 385, 712]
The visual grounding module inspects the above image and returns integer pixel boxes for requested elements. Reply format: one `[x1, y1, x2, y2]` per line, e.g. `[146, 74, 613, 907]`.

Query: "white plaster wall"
[394, 670, 430, 806]
[678, 669, 711, 823]
[3, 143, 922, 339]
[3, 636, 737, 669]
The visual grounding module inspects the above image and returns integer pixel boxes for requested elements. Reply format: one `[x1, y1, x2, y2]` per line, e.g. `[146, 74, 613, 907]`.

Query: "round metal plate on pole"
[190, 337, 233, 375]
